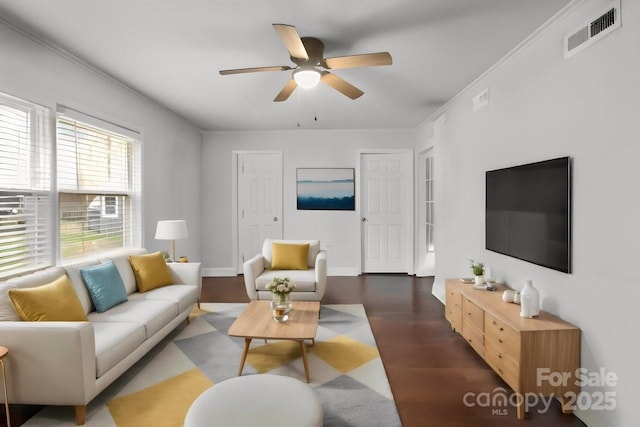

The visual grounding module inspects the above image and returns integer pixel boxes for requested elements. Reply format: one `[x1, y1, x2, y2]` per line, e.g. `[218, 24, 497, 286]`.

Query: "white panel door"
[238, 152, 283, 268]
[361, 152, 412, 273]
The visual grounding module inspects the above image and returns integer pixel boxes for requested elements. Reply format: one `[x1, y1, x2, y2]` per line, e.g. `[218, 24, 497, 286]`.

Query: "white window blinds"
[0, 93, 52, 278]
[57, 116, 140, 260]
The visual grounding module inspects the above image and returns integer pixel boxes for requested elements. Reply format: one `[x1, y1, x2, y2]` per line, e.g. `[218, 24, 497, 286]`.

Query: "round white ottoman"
[185, 374, 323, 427]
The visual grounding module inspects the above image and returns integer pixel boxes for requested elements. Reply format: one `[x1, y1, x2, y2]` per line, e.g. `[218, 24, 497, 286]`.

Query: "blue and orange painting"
[297, 168, 355, 210]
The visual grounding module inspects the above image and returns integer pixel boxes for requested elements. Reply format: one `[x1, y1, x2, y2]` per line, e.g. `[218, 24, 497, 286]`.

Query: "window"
[425, 155, 434, 252]
[0, 93, 52, 278]
[56, 115, 140, 260]
[102, 195, 118, 218]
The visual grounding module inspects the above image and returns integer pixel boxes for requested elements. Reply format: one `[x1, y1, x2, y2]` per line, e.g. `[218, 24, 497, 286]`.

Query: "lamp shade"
[155, 220, 188, 240]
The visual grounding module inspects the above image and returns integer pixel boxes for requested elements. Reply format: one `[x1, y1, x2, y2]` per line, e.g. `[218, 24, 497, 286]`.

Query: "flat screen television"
[485, 157, 572, 273]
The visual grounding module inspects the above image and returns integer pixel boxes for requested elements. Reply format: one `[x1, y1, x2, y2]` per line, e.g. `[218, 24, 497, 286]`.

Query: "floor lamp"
[155, 220, 188, 262]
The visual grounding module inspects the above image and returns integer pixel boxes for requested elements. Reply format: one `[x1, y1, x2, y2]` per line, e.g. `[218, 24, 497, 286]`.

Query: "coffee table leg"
[299, 340, 310, 383]
[238, 338, 252, 376]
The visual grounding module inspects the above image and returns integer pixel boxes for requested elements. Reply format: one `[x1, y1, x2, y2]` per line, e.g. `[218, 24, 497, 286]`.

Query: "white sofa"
[0, 248, 201, 425]
[243, 239, 327, 301]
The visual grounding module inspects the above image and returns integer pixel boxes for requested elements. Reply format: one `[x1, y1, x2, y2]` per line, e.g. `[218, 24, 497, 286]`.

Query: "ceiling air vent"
[564, 0, 621, 59]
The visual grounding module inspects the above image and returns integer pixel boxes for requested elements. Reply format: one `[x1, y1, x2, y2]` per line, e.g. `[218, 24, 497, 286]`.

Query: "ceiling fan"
[219, 24, 392, 102]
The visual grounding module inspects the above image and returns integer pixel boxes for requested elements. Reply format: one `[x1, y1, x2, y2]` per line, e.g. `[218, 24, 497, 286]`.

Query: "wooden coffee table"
[228, 301, 320, 383]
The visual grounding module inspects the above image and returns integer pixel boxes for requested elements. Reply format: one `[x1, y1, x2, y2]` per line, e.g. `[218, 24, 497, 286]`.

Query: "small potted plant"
[469, 259, 485, 286]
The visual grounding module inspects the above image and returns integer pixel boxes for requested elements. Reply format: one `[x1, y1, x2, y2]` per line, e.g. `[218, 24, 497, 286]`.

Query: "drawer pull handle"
[498, 339, 503, 344]
[498, 368, 503, 374]
[492, 320, 497, 325]
[497, 353, 502, 359]
[499, 327, 504, 331]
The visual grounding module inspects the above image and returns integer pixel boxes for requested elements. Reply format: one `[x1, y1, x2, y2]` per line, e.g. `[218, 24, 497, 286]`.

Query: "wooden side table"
[0, 346, 9, 427]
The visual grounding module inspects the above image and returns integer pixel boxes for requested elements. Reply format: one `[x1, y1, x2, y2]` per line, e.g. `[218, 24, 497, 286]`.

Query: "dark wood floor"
[2, 274, 587, 427]
[202, 274, 587, 427]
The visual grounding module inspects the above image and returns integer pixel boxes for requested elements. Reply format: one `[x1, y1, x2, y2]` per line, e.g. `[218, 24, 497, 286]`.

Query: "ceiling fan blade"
[219, 66, 292, 75]
[273, 79, 298, 102]
[272, 24, 309, 59]
[320, 72, 364, 100]
[325, 52, 392, 69]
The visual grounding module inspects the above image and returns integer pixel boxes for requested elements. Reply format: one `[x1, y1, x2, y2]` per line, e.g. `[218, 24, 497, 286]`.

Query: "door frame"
[356, 149, 414, 275]
[232, 150, 283, 274]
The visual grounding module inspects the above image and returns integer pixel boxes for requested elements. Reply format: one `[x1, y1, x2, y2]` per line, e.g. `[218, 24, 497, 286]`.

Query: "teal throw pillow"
[80, 261, 128, 313]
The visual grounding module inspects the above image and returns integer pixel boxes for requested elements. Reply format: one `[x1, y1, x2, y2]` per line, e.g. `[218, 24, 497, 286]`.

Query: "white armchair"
[243, 238, 327, 301]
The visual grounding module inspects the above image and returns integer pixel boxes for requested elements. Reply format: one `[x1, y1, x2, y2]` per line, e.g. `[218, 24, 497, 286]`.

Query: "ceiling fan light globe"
[293, 69, 321, 89]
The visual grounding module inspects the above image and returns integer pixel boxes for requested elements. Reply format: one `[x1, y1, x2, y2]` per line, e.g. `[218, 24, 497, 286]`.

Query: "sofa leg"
[75, 405, 86, 425]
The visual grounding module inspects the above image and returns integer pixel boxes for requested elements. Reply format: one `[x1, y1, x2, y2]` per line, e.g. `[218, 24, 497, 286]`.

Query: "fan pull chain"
[313, 87, 318, 123]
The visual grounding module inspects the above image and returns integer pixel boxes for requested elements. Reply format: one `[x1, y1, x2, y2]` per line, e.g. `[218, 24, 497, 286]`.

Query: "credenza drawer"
[447, 287, 462, 306]
[462, 297, 484, 330]
[462, 324, 484, 356]
[446, 304, 462, 332]
[484, 312, 521, 359]
[486, 340, 519, 390]
[445, 287, 463, 331]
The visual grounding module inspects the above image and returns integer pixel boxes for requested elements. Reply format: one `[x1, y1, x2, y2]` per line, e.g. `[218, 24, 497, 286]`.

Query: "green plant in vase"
[468, 259, 485, 286]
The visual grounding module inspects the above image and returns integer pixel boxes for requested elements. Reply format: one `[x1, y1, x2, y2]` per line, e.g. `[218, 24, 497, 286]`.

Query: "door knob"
[361, 217, 367, 222]
[273, 217, 278, 222]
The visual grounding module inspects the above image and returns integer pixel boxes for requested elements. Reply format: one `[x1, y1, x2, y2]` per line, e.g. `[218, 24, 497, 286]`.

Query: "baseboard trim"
[328, 267, 359, 276]
[202, 268, 237, 277]
[432, 276, 445, 304]
[203, 267, 360, 277]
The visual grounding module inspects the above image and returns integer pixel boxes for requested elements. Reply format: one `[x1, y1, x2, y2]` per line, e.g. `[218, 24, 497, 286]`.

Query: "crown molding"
[420, 0, 588, 128]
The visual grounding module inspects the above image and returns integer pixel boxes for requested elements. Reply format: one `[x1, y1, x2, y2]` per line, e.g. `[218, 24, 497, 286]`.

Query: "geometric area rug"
[23, 303, 402, 427]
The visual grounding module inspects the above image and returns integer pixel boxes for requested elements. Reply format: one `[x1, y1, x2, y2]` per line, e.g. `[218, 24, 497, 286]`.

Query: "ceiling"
[0, 0, 571, 131]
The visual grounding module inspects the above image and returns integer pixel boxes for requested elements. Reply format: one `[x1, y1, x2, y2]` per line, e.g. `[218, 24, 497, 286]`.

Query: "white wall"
[429, 0, 639, 425]
[0, 21, 203, 261]
[202, 129, 416, 274]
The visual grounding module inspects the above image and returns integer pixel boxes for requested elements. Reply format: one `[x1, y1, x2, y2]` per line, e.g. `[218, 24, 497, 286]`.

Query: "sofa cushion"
[63, 260, 100, 314]
[255, 269, 317, 292]
[80, 261, 128, 313]
[0, 267, 66, 321]
[93, 321, 146, 377]
[262, 239, 320, 269]
[129, 252, 174, 293]
[99, 248, 147, 295]
[128, 284, 198, 314]
[8, 275, 88, 321]
[270, 243, 310, 270]
[88, 299, 177, 339]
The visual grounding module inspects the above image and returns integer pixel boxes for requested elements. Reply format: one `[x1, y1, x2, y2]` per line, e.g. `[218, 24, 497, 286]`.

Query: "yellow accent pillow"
[129, 252, 174, 292]
[8, 275, 88, 321]
[271, 243, 310, 270]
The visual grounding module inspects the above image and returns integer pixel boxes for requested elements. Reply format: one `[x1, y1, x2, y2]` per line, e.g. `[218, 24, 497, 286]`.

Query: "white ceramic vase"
[474, 275, 485, 286]
[520, 280, 540, 318]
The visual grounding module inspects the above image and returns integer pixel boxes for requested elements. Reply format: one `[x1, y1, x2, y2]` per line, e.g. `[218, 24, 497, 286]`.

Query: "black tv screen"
[485, 157, 572, 273]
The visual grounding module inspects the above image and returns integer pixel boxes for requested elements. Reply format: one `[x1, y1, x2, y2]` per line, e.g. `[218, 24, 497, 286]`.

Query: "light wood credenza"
[445, 278, 581, 419]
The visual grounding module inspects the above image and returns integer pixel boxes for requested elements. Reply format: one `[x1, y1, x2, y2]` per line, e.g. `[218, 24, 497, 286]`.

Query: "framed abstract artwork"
[296, 168, 355, 210]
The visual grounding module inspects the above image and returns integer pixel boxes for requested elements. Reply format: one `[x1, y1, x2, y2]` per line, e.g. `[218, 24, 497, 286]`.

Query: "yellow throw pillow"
[8, 275, 88, 321]
[271, 243, 310, 270]
[129, 252, 174, 292]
